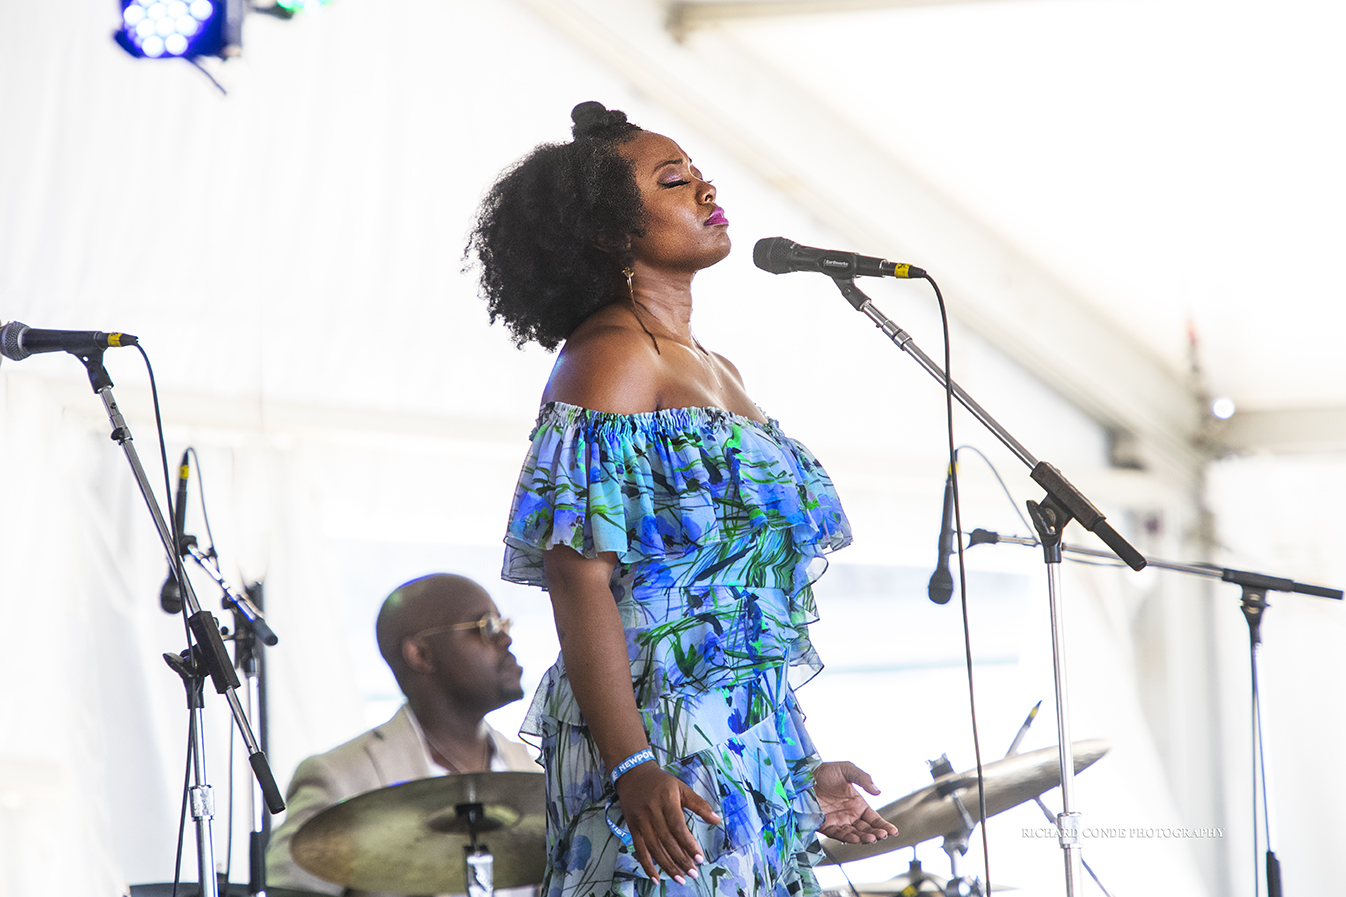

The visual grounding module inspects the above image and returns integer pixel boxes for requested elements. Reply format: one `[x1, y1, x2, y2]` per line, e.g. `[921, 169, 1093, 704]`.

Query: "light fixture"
[115, 0, 241, 59]
[251, 0, 336, 19]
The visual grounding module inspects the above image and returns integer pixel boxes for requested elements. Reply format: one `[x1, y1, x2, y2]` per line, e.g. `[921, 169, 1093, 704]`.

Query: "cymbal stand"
[928, 756, 983, 897]
[238, 582, 271, 896]
[228, 597, 267, 896]
[975, 533, 1342, 897]
[180, 523, 279, 895]
[1005, 702, 1115, 897]
[72, 349, 286, 897]
[830, 277, 1147, 897]
[457, 802, 494, 897]
[184, 540, 277, 648]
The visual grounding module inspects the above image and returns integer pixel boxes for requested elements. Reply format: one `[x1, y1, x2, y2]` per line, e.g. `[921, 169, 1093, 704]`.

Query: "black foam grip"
[1093, 520, 1147, 571]
[250, 751, 286, 814]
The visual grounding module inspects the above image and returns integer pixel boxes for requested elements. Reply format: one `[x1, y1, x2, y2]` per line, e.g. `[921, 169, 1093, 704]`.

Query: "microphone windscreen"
[160, 573, 183, 614]
[1, 322, 29, 361]
[753, 237, 795, 274]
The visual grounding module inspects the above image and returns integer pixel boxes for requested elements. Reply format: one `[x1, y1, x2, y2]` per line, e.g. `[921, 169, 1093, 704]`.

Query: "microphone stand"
[969, 529, 1341, 897]
[234, 584, 271, 896]
[179, 538, 279, 894]
[70, 348, 286, 897]
[830, 277, 1147, 897]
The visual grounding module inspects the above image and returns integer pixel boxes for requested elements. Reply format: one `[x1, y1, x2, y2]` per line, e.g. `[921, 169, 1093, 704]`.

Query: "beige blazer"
[266, 705, 540, 897]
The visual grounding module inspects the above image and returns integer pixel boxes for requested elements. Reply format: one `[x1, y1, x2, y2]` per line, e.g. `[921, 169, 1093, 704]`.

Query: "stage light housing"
[274, 0, 335, 12]
[115, 0, 238, 59]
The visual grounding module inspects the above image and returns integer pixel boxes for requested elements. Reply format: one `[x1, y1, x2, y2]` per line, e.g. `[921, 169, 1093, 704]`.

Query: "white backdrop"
[1, 2, 1343, 897]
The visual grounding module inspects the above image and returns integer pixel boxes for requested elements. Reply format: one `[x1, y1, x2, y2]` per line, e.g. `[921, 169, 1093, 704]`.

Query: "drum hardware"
[841, 857, 1020, 896]
[458, 800, 493, 897]
[819, 739, 1109, 865]
[290, 771, 545, 895]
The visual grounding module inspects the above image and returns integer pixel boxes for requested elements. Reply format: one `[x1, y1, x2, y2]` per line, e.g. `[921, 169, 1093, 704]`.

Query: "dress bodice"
[502, 401, 851, 586]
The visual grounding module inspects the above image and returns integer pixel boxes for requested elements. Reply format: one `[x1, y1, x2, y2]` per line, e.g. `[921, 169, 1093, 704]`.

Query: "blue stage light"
[115, 0, 238, 59]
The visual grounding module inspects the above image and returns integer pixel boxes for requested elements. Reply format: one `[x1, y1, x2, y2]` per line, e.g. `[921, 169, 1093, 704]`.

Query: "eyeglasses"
[413, 613, 513, 646]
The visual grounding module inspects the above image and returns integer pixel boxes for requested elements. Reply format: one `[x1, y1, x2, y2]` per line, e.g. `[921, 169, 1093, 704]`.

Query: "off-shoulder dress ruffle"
[503, 402, 851, 897]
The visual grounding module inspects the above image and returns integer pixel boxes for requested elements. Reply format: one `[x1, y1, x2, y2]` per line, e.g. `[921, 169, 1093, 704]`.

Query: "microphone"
[160, 450, 191, 614]
[927, 466, 956, 605]
[753, 236, 926, 280]
[159, 571, 183, 615]
[0, 321, 138, 361]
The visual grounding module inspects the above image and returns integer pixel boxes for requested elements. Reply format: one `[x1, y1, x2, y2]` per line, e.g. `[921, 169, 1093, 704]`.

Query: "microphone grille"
[0, 321, 30, 361]
[752, 237, 795, 275]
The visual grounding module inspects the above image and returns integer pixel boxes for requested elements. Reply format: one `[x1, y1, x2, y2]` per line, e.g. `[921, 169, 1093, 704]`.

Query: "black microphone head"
[0, 321, 30, 361]
[753, 237, 797, 275]
[928, 568, 954, 605]
[160, 572, 183, 614]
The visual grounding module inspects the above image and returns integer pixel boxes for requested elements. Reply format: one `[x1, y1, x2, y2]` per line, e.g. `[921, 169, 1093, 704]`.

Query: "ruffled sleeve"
[502, 402, 850, 588]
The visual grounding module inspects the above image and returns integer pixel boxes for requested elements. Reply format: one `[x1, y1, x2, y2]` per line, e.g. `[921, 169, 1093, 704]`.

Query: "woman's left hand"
[814, 760, 900, 844]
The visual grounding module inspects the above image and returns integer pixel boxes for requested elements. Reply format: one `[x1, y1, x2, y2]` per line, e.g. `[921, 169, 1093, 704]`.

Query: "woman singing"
[468, 101, 895, 896]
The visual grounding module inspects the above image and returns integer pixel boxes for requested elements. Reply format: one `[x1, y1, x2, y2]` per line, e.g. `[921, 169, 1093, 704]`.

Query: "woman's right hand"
[615, 761, 721, 884]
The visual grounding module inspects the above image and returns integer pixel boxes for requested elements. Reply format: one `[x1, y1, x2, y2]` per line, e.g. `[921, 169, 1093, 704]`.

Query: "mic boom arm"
[829, 276, 1146, 571]
[184, 542, 279, 647]
[75, 349, 286, 820]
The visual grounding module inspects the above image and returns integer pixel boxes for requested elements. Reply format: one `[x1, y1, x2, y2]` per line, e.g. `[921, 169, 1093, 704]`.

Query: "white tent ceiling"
[528, 0, 1346, 465]
[2, 2, 1343, 897]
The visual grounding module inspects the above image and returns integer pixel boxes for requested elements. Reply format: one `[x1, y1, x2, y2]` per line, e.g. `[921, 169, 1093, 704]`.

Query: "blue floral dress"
[503, 402, 851, 897]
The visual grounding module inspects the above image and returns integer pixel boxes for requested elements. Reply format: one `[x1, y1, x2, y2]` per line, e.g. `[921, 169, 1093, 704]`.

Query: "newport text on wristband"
[610, 748, 655, 785]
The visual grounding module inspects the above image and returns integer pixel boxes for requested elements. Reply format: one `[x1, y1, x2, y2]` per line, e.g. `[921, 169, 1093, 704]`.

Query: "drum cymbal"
[847, 860, 949, 895]
[840, 860, 1018, 895]
[820, 739, 1109, 864]
[130, 886, 327, 897]
[291, 771, 546, 893]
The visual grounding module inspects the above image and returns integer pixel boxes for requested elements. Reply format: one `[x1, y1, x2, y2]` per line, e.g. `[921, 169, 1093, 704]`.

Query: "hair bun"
[571, 101, 633, 139]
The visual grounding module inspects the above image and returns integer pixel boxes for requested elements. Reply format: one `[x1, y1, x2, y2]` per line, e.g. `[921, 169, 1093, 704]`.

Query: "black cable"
[1256, 664, 1273, 865]
[962, 442, 1127, 569]
[186, 56, 227, 96]
[186, 446, 219, 555]
[137, 343, 205, 890]
[172, 716, 193, 897]
[818, 842, 865, 897]
[926, 274, 993, 892]
[954, 444, 1035, 538]
[138, 345, 195, 648]
[1252, 642, 1266, 897]
[139, 344, 176, 579]
[182, 445, 238, 886]
[225, 725, 235, 888]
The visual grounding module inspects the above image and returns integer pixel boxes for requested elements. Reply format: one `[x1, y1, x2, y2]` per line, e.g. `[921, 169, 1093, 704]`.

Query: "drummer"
[266, 573, 539, 896]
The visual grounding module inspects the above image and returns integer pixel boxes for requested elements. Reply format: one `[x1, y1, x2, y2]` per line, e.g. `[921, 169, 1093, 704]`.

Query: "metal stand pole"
[1240, 584, 1282, 897]
[230, 598, 268, 896]
[71, 349, 285, 895]
[165, 650, 219, 896]
[179, 522, 278, 894]
[1029, 511, 1082, 897]
[459, 803, 495, 897]
[966, 526, 1341, 897]
[828, 277, 1146, 896]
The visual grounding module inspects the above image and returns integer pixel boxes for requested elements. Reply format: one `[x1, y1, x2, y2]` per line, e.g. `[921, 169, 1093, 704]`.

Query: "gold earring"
[623, 266, 661, 354]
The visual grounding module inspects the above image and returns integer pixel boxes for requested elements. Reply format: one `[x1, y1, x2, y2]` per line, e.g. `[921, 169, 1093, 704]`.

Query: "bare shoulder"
[542, 306, 663, 413]
[709, 350, 747, 387]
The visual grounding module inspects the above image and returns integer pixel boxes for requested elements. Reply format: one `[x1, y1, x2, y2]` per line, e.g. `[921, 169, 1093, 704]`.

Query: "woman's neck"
[629, 266, 697, 344]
